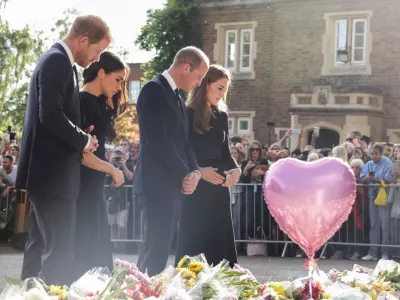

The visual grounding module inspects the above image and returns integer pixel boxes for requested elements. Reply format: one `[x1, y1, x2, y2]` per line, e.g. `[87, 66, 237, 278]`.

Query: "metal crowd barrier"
[105, 183, 400, 258]
[3, 184, 400, 259]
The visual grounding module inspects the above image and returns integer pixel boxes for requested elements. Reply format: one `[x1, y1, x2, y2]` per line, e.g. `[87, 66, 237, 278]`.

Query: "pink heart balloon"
[264, 157, 356, 259]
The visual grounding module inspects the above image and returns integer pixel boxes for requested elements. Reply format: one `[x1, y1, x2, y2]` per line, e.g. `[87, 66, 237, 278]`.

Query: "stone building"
[127, 63, 144, 105]
[200, 0, 400, 149]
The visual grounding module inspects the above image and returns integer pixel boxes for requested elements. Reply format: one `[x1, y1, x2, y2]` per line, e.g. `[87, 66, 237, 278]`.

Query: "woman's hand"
[223, 168, 241, 187]
[251, 169, 266, 177]
[245, 161, 256, 171]
[200, 167, 225, 185]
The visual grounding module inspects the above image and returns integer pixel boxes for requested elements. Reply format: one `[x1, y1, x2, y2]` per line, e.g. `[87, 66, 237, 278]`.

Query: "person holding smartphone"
[360, 143, 393, 261]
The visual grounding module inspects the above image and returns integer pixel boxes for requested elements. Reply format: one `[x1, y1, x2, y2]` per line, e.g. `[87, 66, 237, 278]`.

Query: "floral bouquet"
[67, 267, 111, 300]
[104, 259, 158, 299]
[0, 277, 68, 300]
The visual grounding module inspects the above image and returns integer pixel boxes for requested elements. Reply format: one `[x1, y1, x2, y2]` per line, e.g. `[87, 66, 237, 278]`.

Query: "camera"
[115, 157, 122, 162]
[231, 136, 242, 144]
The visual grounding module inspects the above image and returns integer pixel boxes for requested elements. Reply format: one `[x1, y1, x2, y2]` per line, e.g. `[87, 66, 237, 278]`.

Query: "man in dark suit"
[16, 16, 122, 285]
[133, 47, 209, 276]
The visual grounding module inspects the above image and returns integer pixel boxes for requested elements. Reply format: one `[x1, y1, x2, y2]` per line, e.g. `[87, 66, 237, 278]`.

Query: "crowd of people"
[0, 14, 399, 286]
[227, 129, 400, 261]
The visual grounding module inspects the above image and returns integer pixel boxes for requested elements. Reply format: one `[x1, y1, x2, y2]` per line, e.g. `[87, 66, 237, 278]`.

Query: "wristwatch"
[193, 170, 202, 179]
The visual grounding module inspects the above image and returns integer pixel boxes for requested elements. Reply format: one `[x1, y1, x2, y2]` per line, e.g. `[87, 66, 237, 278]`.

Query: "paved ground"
[0, 244, 380, 292]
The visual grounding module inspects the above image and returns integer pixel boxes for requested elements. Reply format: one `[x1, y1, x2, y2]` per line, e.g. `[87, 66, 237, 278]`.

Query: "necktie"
[175, 89, 184, 116]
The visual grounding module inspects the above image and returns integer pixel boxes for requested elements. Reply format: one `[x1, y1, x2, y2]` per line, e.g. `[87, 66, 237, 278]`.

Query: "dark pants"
[21, 193, 76, 285]
[137, 195, 182, 276]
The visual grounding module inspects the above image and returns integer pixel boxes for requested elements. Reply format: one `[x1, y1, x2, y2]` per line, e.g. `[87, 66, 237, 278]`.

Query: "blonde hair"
[342, 141, 355, 155]
[307, 152, 319, 162]
[332, 145, 348, 162]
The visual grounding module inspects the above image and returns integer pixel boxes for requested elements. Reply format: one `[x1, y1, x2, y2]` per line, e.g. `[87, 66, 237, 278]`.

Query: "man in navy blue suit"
[16, 16, 124, 285]
[133, 47, 209, 275]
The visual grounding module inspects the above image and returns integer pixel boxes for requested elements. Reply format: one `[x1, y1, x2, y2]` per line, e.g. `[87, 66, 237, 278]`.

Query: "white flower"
[23, 288, 48, 300]
[6, 296, 24, 300]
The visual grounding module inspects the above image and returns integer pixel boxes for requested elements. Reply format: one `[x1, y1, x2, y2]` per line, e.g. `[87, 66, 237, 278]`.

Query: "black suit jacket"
[132, 74, 199, 198]
[16, 43, 88, 201]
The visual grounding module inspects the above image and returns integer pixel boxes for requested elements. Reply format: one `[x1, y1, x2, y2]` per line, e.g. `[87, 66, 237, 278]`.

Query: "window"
[129, 80, 140, 104]
[214, 22, 257, 79]
[351, 19, 367, 64]
[227, 112, 255, 137]
[224, 28, 253, 73]
[333, 18, 367, 66]
[322, 11, 372, 76]
[225, 30, 237, 71]
[240, 29, 252, 72]
[228, 118, 235, 134]
[237, 117, 251, 135]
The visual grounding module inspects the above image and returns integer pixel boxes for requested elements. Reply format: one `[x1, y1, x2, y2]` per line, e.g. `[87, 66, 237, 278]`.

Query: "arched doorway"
[308, 129, 340, 149]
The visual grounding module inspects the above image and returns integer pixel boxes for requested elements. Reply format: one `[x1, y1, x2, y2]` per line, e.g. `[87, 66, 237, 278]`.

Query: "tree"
[0, 7, 80, 135]
[0, 0, 43, 135]
[113, 105, 139, 143]
[135, 0, 202, 83]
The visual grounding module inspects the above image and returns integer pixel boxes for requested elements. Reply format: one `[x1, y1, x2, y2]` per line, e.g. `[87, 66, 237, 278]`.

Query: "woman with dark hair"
[175, 65, 241, 267]
[74, 51, 129, 276]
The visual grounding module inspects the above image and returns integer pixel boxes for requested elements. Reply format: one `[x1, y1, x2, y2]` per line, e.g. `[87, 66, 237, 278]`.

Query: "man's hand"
[83, 125, 98, 153]
[111, 169, 125, 187]
[84, 134, 99, 153]
[223, 168, 241, 187]
[85, 125, 94, 134]
[181, 171, 200, 195]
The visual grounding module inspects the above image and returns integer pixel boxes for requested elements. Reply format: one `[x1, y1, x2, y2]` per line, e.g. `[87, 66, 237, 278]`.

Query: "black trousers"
[137, 195, 182, 276]
[21, 193, 76, 285]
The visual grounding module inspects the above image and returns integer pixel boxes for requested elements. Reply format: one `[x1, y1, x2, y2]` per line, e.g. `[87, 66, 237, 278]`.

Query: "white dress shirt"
[162, 70, 177, 91]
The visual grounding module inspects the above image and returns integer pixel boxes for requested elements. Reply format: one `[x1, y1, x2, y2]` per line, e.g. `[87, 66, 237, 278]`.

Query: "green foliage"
[135, 0, 202, 83]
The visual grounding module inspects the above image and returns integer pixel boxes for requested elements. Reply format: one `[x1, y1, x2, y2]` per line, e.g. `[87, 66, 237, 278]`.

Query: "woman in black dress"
[74, 51, 129, 276]
[175, 65, 241, 267]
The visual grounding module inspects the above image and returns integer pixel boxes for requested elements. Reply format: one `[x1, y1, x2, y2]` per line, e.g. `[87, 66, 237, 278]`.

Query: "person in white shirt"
[0, 155, 17, 201]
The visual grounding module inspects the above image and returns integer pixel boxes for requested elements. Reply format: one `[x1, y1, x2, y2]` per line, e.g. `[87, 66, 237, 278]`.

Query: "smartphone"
[9, 132, 16, 143]
[314, 126, 320, 136]
[231, 136, 242, 144]
[252, 161, 260, 167]
[291, 129, 301, 135]
[361, 135, 371, 145]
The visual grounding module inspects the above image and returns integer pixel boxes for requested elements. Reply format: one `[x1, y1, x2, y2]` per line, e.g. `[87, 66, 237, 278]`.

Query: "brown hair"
[67, 15, 111, 44]
[247, 140, 264, 162]
[173, 46, 209, 70]
[230, 146, 244, 164]
[82, 51, 128, 140]
[186, 64, 231, 134]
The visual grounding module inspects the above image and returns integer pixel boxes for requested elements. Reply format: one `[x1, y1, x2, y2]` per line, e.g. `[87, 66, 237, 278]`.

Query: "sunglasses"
[250, 148, 261, 152]
[346, 138, 353, 142]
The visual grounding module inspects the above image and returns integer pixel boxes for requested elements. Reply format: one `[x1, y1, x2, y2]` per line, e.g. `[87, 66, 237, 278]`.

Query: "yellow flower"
[188, 262, 203, 274]
[268, 282, 286, 296]
[49, 285, 67, 300]
[370, 290, 377, 300]
[177, 256, 188, 268]
[179, 268, 196, 280]
[243, 290, 256, 298]
[370, 280, 393, 293]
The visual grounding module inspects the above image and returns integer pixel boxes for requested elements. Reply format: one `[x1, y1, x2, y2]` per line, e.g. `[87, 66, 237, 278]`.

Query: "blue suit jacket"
[16, 43, 88, 201]
[132, 74, 199, 198]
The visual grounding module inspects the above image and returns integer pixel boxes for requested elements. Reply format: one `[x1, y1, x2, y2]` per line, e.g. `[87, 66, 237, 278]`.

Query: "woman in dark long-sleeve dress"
[74, 51, 129, 277]
[175, 65, 241, 267]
